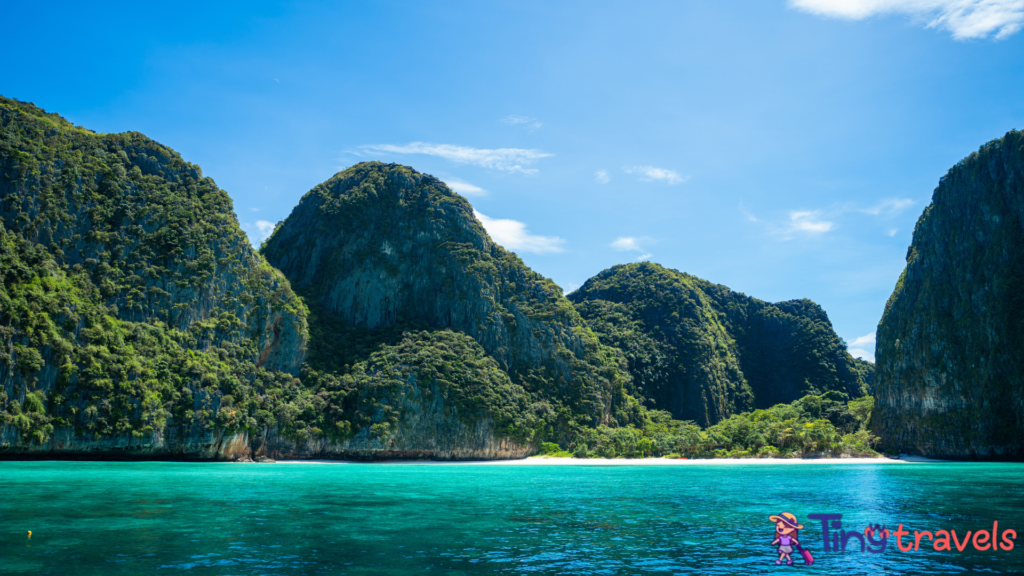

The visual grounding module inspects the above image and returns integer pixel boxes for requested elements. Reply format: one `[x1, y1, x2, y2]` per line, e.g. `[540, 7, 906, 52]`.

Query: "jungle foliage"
[0, 96, 308, 445]
[566, 393, 878, 459]
[262, 162, 642, 444]
[0, 97, 883, 459]
[570, 262, 870, 426]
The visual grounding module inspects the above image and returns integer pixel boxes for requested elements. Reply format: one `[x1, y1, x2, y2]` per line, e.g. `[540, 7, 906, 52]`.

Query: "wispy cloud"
[788, 210, 835, 234]
[250, 207, 260, 212]
[256, 220, 276, 239]
[444, 178, 487, 196]
[744, 206, 836, 239]
[847, 332, 876, 362]
[501, 115, 543, 131]
[362, 142, 553, 174]
[611, 237, 644, 251]
[595, 169, 611, 184]
[474, 210, 566, 254]
[748, 197, 914, 240]
[860, 198, 914, 216]
[740, 203, 760, 222]
[624, 165, 689, 185]
[241, 220, 277, 246]
[611, 236, 655, 261]
[789, 0, 1024, 40]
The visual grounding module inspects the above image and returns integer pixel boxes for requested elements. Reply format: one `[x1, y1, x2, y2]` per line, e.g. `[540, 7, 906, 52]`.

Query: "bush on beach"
[559, 393, 878, 459]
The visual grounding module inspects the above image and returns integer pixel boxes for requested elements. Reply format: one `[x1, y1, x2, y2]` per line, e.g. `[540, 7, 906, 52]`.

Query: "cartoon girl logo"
[770, 512, 814, 566]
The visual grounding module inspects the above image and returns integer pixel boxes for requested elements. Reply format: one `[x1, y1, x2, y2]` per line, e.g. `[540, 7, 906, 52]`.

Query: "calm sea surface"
[1, 461, 1023, 575]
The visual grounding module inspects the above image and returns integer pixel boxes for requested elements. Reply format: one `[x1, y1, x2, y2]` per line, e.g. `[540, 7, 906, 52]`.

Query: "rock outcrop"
[0, 96, 307, 456]
[570, 262, 868, 426]
[0, 97, 885, 461]
[873, 130, 1024, 459]
[261, 163, 637, 449]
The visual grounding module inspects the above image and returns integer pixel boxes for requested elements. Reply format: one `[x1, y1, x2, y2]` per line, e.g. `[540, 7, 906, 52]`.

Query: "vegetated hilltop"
[873, 130, 1024, 459]
[569, 262, 870, 427]
[260, 162, 639, 459]
[0, 96, 880, 462]
[0, 96, 307, 457]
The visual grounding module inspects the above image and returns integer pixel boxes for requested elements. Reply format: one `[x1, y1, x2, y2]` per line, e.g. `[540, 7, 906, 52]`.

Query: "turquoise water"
[1, 461, 1023, 575]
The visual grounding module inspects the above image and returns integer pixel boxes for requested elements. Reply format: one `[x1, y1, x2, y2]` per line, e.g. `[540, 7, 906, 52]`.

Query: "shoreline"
[275, 455, 947, 465]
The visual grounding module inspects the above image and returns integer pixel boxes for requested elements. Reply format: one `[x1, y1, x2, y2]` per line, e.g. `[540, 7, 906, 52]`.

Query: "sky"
[4, 1, 1024, 362]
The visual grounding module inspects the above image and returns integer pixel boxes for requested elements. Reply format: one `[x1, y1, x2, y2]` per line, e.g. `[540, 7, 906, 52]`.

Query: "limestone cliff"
[262, 162, 637, 447]
[873, 130, 1024, 459]
[0, 96, 307, 454]
[570, 262, 868, 426]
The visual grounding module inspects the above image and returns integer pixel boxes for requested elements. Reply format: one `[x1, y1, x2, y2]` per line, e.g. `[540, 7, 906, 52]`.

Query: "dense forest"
[0, 96, 881, 460]
[0, 96, 309, 454]
[569, 262, 871, 426]
[544, 393, 877, 459]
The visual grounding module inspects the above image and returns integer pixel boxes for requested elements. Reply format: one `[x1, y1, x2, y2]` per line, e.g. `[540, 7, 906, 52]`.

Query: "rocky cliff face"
[0, 103, 619, 460]
[873, 131, 1024, 459]
[0, 96, 308, 455]
[570, 262, 867, 426]
[262, 162, 637, 447]
[255, 364, 535, 461]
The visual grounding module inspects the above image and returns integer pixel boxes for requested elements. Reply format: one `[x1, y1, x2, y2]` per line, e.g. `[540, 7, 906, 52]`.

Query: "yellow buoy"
[27, 531, 32, 538]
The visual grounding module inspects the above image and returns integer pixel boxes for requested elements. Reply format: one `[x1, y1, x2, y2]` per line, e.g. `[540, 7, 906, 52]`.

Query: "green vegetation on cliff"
[262, 162, 639, 448]
[0, 96, 308, 449]
[0, 97, 886, 461]
[874, 130, 1024, 459]
[570, 262, 869, 427]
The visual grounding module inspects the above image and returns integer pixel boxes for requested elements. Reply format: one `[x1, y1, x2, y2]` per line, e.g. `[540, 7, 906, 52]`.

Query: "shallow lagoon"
[1, 461, 1022, 574]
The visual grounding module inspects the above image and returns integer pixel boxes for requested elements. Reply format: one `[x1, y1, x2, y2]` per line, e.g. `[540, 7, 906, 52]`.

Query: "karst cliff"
[569, 262, 871, 427]
[873, 130, 1024, 459]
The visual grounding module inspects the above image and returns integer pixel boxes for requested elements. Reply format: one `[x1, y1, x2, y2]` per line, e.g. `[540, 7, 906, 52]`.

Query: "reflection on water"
[0, 461, 1022, 574]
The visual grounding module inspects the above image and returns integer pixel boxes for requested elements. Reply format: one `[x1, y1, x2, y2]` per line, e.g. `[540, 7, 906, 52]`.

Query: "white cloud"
[444, 179, 487, 196]
[501, 115, 543, 131]
[747, 206, 835, 239]
[362, 142, 553, 174]
[250, 207, 260, 212]
[848, 347, 876, 362]
[788, 210, 835, 234]
[595, 169, 611, 184]
[611, 237, 642, 251]
[562, 282, 579, 296]
[847, 332, 876, 362]
[861, 198, 915, 216]
[624, 165, 689, 185]
[789, 0, 1024, 40]
[753, 199, 911, 240]
[473, 210, 566, 254]
[612, 237, 655, 260]
[241, 220, 278, 247]
[255, 220, 276, 239]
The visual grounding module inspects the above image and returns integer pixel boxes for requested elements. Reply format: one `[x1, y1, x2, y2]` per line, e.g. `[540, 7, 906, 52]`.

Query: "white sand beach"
[276, 454, 945, 465]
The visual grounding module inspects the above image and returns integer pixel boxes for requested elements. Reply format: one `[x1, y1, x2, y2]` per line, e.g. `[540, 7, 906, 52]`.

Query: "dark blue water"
[1, 461, 1022, 574]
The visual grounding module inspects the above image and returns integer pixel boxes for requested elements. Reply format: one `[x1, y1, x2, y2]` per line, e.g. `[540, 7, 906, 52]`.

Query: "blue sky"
[5, 1, 1024, 361]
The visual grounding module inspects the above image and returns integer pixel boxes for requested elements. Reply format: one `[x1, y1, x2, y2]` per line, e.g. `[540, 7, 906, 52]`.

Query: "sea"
[1, 460, 1022, 575]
